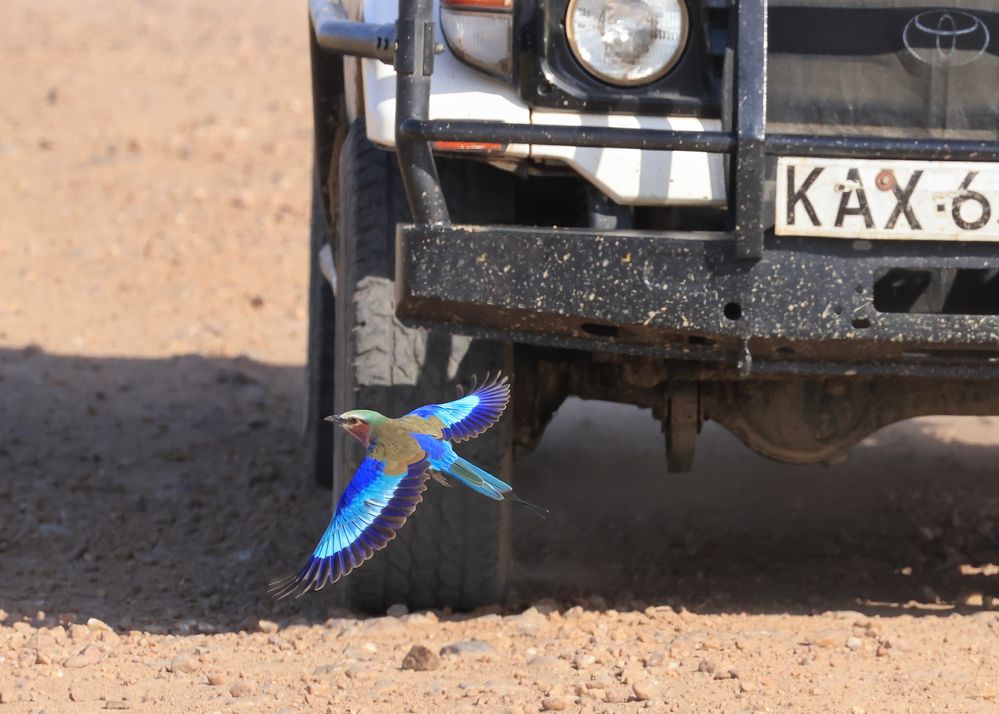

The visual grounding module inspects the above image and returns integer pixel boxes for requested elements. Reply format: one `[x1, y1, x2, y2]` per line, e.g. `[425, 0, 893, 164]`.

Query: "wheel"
[304, 172, 337, 487]
[332, 118, 516, 612]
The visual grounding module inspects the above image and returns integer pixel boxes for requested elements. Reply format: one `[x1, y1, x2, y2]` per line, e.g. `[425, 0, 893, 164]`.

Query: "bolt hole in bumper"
[312, 0, 999, 379]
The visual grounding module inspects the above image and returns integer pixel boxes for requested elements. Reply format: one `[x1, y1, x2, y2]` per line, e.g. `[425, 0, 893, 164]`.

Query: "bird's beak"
[324, 415, 344, 426]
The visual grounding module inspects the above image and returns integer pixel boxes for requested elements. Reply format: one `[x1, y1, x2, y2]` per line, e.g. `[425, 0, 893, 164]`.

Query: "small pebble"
[808, 630, 848, 649]
[386, 604, 409, 617]
[69, 624, 91, 642]
[403, 612, 438, 627]
[87, 617, 113, 632]
[632, 678, 660, 701]
[588, 674, 614, 690]
[541, 695, 568, 711]
[401, 644, 440, 672]
[256, 619, 279, 634]
[206, 672, 225, 686]
[603, 687, 631, 704]
[169, 655, 198, 674]
[440, 640, 495, 658]
[229, 680, 256, 697]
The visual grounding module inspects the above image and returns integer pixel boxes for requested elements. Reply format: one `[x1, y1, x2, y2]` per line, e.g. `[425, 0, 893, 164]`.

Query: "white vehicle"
[302, 0, 999, 611]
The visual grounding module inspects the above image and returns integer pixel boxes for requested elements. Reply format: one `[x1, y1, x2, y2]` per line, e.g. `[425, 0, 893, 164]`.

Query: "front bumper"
[397, 224, 999, 378]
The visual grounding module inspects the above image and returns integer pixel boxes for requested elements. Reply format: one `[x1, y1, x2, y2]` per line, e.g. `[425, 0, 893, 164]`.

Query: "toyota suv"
[301, 0, 999, 611]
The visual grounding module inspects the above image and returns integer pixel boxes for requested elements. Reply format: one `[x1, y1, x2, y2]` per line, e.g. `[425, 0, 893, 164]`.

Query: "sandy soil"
[1, 1, 998, 712]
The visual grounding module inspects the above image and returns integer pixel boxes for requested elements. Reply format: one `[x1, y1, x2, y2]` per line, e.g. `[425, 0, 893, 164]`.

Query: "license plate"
[775, 157, 999, 242]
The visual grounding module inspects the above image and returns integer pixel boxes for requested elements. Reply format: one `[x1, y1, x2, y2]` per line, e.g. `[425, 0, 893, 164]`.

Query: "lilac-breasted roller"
[271, 374, 545, 599]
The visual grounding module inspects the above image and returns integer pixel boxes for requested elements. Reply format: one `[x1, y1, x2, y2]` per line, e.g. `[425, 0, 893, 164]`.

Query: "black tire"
[304, 173, 337, 487]
[332, 119, 515, 612]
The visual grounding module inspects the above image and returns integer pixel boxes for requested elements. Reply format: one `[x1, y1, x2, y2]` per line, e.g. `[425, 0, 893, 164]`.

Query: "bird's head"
[325, 409, 383, 446]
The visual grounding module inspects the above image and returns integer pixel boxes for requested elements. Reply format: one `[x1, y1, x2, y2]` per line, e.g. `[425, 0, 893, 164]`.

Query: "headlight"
[441, 0, 514, 79]
[566, 0, 689, 86]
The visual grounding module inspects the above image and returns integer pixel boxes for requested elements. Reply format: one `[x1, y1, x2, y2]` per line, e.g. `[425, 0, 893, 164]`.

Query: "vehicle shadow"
[513, 399, 999, 617]
[0, 346, 335, 632]
[2, 346, 997, 635]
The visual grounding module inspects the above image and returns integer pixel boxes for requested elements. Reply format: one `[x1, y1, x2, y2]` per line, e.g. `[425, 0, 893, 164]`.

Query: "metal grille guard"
[312, 0, 999, 260]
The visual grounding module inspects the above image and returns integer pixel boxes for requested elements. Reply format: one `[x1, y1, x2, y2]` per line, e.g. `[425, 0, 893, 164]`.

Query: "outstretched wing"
[271, 457, 428, 599]
[407, 373, 510, 443]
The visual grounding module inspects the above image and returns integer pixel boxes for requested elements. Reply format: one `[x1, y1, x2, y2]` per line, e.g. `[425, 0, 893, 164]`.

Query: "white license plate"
[775, 157, 999, 242]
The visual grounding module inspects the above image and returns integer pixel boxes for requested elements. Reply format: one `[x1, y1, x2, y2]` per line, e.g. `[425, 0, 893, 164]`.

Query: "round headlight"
[566, 0, 689, 86]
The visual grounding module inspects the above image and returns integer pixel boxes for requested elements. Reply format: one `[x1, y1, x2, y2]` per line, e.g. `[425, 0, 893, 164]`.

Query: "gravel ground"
[1, 1, 998, 712]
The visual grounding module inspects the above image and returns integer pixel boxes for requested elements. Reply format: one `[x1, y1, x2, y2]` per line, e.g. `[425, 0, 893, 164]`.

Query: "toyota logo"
[903, 10, 990, 67]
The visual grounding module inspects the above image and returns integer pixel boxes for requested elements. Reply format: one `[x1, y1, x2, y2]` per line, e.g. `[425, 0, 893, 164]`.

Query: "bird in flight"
[271, 374, 544, 599]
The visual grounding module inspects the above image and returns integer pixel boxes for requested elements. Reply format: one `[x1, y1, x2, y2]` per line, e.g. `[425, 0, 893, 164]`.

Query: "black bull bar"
[312, 0, 999, 378]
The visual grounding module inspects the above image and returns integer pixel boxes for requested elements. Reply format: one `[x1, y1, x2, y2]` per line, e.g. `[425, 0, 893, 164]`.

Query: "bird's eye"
[349, 417, 359, 425]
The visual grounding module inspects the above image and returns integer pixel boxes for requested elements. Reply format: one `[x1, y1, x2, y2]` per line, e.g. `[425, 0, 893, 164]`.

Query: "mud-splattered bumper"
[396, 224, 999, 378]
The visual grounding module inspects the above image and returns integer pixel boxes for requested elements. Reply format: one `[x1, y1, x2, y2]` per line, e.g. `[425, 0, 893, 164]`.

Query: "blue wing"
[407, 373, 510, 442]
[271, 457, 428, 599]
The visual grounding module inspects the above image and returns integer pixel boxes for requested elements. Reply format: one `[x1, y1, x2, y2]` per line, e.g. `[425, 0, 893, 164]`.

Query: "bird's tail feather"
[446, 457, 547, 519]
[447, 456, 509, 500]
[508, 491, 548, 519]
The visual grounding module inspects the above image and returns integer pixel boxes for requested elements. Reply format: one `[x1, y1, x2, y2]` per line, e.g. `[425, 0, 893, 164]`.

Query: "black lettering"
[884, 170, 923, 230]
[834, 168, 875, 229]
[786, 166, 823, 226]
[952, 171, 991, 231]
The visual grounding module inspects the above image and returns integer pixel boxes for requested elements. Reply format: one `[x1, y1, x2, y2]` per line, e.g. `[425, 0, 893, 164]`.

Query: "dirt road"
[1, 1, 998, 712]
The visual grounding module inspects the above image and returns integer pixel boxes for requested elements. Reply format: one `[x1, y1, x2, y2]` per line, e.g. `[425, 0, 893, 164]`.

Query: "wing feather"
[271, 457, 429, 599]
[407, 373, 510, 443]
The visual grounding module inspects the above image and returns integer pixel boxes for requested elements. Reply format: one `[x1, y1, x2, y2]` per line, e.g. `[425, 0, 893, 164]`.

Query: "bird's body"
[271, 374, 543, 599]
